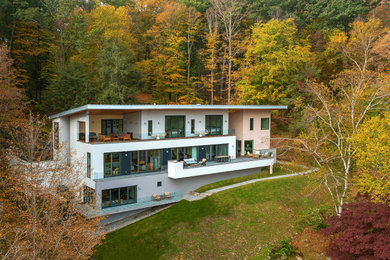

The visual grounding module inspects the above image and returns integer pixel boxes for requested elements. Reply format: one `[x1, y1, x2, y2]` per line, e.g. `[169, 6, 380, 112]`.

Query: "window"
[261, 118, 270, 130]
[236, 140, 242, 156]
[205, 144, 228, 160]
[250, 118, 254, 131]
[83, 186, 94, 204]
[157, 181, 162, 187]
[53, 122, 59, 149]
[101, 119, 123, 135]
[191, 119, 195, 134]
[104, 153, 120, 177]
[148, 120, 153, 136]
[87, 152, 91, 178]
[165, 116, 185, 137]
[206, 115, 223, 135]
[244, 140, 253, 154]
[101, 186, 137, 208]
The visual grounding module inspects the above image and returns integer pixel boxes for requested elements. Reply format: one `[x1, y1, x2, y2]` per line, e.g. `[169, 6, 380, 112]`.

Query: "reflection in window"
[165, 116, 185, 137]
[101, 186, 137, 208]
[206, 115, 223, 135]
[261, 118, 270, 130]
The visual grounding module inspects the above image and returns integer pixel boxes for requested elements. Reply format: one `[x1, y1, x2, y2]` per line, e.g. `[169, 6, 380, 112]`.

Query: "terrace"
[168, 149, 276, 179]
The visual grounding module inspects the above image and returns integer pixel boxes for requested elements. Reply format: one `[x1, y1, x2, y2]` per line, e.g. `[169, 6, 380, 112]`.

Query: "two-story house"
[49, 104, 287, 215]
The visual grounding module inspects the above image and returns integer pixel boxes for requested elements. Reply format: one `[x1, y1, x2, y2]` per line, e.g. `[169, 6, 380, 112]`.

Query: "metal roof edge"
[48, 104, 288, 119]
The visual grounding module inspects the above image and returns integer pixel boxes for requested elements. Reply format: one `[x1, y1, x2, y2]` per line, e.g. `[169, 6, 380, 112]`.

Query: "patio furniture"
[215, 155, 230, 162]
[97, 133, 104, 142]
[152, 194, 161, 201]
[164, 192, 171, 199]
[199, 158, 207, 166]
[147, 162, 154, 171]
[183, 158, 198, 166]
[103, 135, 111, 142]
[89, 132, 97, 142]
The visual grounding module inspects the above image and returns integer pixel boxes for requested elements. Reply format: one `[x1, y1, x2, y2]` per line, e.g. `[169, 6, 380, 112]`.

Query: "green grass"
[194, 163, 306, 193]
[94, 175, 329, 259]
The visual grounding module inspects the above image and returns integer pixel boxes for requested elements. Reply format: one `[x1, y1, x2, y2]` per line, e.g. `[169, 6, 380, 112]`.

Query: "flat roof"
[48, 104, 288, 119]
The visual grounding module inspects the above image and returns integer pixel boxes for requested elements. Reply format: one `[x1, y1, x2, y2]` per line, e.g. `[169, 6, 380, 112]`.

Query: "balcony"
[168, 149, 276, 179]
[78, 129, 236, 144]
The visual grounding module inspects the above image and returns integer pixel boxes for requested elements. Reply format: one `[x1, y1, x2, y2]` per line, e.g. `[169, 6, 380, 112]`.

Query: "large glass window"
[261, 118, 270, 130]
[154, 150, 161, 171]
[101, 186, 136, 208]
[139, 151, 146, 172]
[104, 153, 120, 177]
[236, 140, 242, 156]
[206, 115, 223, 135]
[131, 151, 138, 173]
[244, 140, 253, 154]
[165, 116, 185, 138]
[87, 152, 91, 178]
[250, 118, 254, 131]
[101, 119, 123, 135]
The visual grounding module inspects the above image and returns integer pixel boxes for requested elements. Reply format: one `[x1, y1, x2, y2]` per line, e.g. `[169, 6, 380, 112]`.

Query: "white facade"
[49, 104, 287, 215]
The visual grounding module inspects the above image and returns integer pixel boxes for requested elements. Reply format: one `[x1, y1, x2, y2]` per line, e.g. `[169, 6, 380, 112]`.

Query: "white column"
[270, 163, 273, 174]
[86, 111, 90, 143]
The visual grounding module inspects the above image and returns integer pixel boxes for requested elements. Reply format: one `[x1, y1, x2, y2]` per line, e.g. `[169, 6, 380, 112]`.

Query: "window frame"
[250, 118, 254, 131]
[261, 117, 270, 130]
[205, 115, 223, 135]
[148, 120, 153, 136]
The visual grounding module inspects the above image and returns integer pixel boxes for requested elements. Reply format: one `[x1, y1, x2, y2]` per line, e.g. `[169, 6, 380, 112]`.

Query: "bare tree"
[0, 115, 105, 259]
[210, 0, 247, 104]
[278, 18, 390, 216]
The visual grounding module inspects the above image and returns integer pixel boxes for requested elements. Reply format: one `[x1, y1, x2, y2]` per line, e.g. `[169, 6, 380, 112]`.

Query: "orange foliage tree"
[0, 115, 104, 259]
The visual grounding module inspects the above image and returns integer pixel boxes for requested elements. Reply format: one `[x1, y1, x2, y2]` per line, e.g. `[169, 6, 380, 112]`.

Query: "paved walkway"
[183, 168, 317, 201]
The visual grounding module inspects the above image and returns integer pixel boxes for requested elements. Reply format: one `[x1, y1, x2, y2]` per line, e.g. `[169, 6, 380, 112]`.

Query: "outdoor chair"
[164, 192, 171, 199]
[152, 194, 161, 201]
[199, 158, 207, 166]
[103, 135, 111, 142]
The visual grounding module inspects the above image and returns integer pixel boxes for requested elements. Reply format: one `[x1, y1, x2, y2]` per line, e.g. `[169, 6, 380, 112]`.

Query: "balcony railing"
[80, 129, 236, 143]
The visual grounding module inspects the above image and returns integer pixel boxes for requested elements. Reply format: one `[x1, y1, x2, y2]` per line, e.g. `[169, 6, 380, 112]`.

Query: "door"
[244, 140, 253, 154]
[198, 146, 206, 161]
[162, 148, 172, 169]
[120, 152, 131, 175]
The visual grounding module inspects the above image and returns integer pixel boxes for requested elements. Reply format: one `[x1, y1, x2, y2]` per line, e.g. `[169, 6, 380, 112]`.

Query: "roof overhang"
[48, 104, 288, 119]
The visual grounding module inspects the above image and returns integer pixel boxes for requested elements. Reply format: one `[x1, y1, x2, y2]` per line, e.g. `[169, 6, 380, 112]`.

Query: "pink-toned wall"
[229, 110, 271, 155]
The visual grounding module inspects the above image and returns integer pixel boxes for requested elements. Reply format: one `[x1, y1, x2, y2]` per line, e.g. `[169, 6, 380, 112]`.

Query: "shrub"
[320, 201, 390, 260]
[268, 239, 298, 258]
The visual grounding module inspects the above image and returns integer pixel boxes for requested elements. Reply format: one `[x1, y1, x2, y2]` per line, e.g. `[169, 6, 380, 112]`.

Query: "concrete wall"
[229, 110, 271, 155]
[95, 166, 267, 204]
[89, 114, 124, 134]
[123, 111, 141, 136]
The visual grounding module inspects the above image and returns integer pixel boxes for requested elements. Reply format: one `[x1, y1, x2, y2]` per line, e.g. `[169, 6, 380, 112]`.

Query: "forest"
[1, 0, 390, 259]
[0, 0, 387, 115]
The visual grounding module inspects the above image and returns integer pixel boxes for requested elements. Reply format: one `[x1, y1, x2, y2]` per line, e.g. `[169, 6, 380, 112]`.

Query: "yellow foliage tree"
[353, 113, 390, 205]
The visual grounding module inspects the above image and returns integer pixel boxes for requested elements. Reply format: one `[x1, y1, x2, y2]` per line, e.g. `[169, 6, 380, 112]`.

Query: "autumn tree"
[236, 18, 313, 105]
[0, 115, 104, 259]
[203, 7, 220, 104]
[0, 44, 25, 144]
[320, 201, 390, 259]
[353, 113, 390, 205]
[210, 0, 247, 104]
[281, 18, 390, 216]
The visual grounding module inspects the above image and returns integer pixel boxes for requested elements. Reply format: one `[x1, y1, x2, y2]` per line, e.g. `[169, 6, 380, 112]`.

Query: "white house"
[49, 104, 287, 215]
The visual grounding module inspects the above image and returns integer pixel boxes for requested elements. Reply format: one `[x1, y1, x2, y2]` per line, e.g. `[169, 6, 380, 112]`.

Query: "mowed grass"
[194, 163, 305, 193]
[94, 175, 329, 259]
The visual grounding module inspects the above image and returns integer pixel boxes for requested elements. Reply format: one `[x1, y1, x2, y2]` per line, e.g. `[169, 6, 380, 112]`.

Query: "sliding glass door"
[165, 116, 185, 138]
[101, 119, 123, 135]
[206, 115, 223, 135]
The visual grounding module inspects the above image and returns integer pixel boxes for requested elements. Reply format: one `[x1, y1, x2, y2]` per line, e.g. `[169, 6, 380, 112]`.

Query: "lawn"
[94, 175, 329, 259]
[194, 163, 306, 193]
